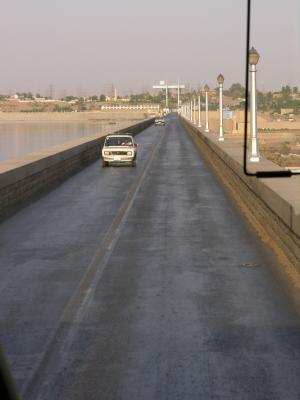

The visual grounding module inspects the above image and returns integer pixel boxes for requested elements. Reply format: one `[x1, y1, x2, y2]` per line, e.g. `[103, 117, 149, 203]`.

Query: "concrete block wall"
[180, 116, 300, 273]
[0, 118, 154, 218]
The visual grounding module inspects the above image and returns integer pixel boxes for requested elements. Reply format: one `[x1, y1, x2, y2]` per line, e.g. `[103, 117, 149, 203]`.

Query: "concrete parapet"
[0, 118, 154, 218]
[180, 116, 300, 274]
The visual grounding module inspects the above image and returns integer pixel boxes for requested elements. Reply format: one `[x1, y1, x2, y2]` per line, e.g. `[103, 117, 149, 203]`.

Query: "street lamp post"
[217, 74, 224, 141]
[193, 98, 196, 124]
[204, 85, 209, 132]
[249, 47, 260, 162]
[190, 100, 193, 122]
[177, 80, 180, 111]
[198, 95, 202, 128]
[165, 80, 168, 109]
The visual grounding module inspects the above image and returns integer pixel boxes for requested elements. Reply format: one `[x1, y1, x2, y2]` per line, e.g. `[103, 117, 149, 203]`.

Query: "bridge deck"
[0, 115, 300, 399]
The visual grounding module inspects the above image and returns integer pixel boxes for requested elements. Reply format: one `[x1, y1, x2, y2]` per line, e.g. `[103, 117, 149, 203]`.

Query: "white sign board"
[225, 111, 233, 120]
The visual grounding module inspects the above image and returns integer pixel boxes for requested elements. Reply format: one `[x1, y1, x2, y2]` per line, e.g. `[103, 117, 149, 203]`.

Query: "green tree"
[257, 91, 267, 111]
[53, 105, 72, 112]
[65, 96, 76, 102]
[224, 83, 245, 99]
[77, 97, 86, 111]
[281, 85, 292, 97]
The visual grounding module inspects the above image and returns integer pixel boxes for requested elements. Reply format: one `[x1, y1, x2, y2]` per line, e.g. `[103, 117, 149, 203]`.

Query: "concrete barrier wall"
[0, 118, 154, 217]
[180, 116, 300, 272]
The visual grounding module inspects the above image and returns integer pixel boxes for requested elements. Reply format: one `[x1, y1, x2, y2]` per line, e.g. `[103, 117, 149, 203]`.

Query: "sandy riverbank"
[0, 111, 153, 123]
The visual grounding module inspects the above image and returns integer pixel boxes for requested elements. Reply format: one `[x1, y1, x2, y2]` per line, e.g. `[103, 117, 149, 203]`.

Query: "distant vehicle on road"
[101, 134, 137, 167]
[154, 118, 165, 126]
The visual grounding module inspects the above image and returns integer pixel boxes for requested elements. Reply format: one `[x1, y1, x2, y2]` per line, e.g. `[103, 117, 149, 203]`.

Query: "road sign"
[225, 111, 233, 119]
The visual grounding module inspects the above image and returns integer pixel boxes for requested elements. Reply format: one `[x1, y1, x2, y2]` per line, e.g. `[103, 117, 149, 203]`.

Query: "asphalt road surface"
[0, 114, 300, 400]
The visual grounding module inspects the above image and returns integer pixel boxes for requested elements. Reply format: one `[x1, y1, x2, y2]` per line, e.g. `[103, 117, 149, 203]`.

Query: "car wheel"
[131, 160, 136, 167]
[102, 160, 109, 167]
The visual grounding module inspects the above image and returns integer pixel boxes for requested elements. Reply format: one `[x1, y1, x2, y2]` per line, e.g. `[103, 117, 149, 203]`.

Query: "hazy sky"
[0, 0, 299, 96]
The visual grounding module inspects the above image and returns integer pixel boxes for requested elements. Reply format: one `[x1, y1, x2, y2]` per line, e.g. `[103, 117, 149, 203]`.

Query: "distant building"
[104, 83, 118, 102]
[100, 104, 160, 111]
[33, 97, 58, 103]
[281, 108, 294, 115]
[291, 93, 300, 100]
[223, 96, 244, 108]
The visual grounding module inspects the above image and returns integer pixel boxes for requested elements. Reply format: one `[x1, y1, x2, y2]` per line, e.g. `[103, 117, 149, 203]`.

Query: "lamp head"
[249, 47, 260, 65]
[204, 84, 209, 92]
[217, 74, 224, 85]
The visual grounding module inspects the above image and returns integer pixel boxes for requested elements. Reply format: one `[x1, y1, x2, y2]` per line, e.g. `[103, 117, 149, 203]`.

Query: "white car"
[101, 134, 137, 167]
[154, 117, 165, 126]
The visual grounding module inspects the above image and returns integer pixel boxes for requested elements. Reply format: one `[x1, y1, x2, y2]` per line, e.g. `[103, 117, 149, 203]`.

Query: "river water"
[0, 120, 140, 162]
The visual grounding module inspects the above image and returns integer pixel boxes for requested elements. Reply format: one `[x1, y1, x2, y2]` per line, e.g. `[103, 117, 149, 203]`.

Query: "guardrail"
[0, 118, 154, 218]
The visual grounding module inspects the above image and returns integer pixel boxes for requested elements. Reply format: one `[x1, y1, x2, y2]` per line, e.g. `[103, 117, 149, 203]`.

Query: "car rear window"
[105, 137, 133, 146]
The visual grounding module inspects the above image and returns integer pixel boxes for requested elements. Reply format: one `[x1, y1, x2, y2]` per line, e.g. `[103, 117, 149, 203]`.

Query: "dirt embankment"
[225, 131, 300, 168]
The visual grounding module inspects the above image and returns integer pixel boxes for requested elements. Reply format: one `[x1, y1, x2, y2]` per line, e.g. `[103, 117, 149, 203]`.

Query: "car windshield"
[105, 137, 133, 146]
